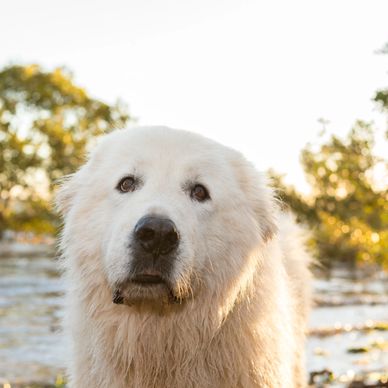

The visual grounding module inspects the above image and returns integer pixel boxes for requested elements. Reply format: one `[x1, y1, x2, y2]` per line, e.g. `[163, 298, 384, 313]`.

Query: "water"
[307, 269, 388, 386]
[0, 256, 65, 385]
[0, 256, 387, 386]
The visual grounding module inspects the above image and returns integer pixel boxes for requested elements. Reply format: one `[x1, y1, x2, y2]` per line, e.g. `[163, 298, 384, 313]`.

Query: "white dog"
[57, 126, 311, 388]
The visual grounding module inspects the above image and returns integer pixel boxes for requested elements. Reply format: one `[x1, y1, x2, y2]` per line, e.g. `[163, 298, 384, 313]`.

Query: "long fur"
[57, 126, 311, 388]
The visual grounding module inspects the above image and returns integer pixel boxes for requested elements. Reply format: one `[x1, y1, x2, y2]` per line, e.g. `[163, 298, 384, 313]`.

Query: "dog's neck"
[79, 274, 286, 387]
[108, 293, 262, 387]
[68, 248, 294, 387]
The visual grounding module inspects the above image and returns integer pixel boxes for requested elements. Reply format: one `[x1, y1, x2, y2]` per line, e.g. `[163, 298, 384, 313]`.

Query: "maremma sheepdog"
[57, 126, 312, 388]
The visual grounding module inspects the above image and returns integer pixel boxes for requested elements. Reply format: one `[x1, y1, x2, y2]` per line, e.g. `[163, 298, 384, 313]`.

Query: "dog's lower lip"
[132, 274, 165, 284]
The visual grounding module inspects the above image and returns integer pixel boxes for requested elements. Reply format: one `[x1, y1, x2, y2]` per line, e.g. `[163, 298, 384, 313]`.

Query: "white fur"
[57, 126, 311, 388]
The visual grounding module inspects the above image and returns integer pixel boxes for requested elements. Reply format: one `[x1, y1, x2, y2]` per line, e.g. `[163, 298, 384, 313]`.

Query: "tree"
[275, 122, 388, 268]
[0, 64, 131, 234]
[374, 42, 388, 138]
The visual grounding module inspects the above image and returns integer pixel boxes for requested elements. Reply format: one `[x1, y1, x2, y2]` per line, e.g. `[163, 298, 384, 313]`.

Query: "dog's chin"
[112, 276, 185, 308]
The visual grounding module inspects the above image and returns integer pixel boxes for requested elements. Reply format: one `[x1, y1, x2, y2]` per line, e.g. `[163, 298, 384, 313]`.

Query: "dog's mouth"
[112, 272, 182, 306]
[132, 274, 165, 285]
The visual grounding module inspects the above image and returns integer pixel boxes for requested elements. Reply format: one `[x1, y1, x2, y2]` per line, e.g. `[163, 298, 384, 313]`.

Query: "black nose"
[134, 216, 179, 255]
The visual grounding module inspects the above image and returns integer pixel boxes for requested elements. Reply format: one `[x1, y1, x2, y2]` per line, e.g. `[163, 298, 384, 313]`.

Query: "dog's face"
[58, 127, 276, 308]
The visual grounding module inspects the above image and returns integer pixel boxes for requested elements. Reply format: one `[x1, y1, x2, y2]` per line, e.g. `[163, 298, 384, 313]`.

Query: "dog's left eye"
[190, 184, 210, 202]
[117, 176, 137, 193]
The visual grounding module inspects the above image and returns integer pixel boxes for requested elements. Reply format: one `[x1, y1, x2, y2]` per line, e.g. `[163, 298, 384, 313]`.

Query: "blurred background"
[1, 1, 388, 387]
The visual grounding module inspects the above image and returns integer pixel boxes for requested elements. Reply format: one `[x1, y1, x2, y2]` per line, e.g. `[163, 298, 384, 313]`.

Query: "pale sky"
[1, 0, 388, 191]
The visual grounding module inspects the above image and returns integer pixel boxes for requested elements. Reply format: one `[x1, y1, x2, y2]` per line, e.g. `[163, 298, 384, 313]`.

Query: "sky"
[1, 0, 388, 191]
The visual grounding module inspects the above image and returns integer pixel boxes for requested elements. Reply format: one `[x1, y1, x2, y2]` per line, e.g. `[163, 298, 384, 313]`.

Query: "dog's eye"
[117, 176, 137, 193]
[191, 184, 210, 202]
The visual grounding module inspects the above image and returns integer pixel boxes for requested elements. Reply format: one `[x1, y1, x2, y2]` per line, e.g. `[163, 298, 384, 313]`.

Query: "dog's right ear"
[230, 155, 278, 243]
[55, 173, 80, 217]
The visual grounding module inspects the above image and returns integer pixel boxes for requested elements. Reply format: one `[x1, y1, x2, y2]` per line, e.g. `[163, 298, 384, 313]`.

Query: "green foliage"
[0, 64, 131, 234]
[275, 122, 388, 268]
[374, 43, 388, 138]
[277, 43, 388, 268]
[375, 89, 388, 117]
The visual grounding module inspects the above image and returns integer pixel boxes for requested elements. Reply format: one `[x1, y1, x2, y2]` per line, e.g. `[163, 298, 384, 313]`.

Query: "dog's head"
[57, 127, 277, 309]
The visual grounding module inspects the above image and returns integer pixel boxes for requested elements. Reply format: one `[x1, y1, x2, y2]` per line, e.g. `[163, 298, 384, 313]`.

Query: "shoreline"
[0, 241, 55, 258]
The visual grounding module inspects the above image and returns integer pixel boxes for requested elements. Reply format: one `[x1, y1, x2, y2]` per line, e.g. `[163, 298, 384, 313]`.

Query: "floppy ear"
[233, 159, 278, 242]
[55, 173, 80, 217]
